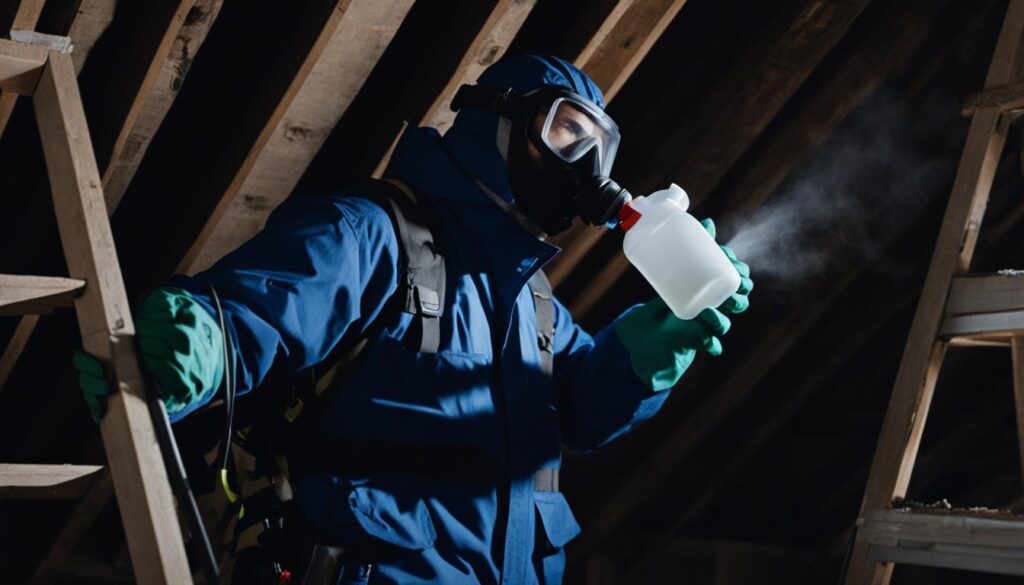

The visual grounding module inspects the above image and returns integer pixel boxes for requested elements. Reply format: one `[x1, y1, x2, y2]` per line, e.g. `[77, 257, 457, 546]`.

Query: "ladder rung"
[0, 464, 105, 499]
[859, 508, 1024, 576]
[940, 272, 1024, 341]
[0, 274, 85, 316]
[963, 81, 1024, 115]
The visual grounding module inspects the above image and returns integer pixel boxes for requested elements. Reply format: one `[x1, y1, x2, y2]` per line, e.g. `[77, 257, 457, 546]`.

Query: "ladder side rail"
[844, 2, 1024, 583]
[32, 50, 192, 585]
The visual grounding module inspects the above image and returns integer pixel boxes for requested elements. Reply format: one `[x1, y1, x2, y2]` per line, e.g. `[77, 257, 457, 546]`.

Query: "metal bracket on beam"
[9, 30, 73, 54]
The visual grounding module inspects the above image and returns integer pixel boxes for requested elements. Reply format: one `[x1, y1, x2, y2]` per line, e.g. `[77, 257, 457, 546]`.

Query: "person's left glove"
[73, 287, 225, 422]
[614, 218, 752, 392]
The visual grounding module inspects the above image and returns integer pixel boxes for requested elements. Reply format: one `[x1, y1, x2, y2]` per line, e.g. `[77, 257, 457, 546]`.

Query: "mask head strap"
[451, 84, 524, 118]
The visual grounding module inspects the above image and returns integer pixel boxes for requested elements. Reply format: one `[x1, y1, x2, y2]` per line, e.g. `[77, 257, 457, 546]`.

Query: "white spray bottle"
[618, 184, 741, 320]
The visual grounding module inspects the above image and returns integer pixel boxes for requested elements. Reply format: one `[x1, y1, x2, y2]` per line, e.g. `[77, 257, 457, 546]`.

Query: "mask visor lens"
[540, 98, 619, 175]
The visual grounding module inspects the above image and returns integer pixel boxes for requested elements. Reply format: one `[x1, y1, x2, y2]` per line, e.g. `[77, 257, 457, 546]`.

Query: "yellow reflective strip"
[220, 468, 239, 503]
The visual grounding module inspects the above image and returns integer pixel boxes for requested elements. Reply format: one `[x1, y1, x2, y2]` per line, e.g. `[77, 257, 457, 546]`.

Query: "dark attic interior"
[2, 0, 1024, 583]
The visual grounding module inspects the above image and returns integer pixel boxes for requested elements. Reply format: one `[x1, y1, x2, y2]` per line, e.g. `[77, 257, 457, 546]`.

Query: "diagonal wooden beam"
[97, 0, 224, 212]
[421, 0, 537, 136]
[371, 0, 538, 178]
[566, 11, 1007, 555]
[563, 0, 871, 316]
[615, 170, 1020, 577]
[180, 0, 415, 274]
[543, 0, 690, 288]
[0, 0, 45, 32]
[703, 0, 957, 227]
[64, 0, 117, 74]
[575, 0, 687, 104]
[0, 0, 46, 137]
[566, 259, 863, 569]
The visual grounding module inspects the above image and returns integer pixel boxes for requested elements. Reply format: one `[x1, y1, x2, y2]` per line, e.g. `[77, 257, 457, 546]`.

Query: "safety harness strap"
[362, 179, 446, 354]
[528, 271, 555, 376]
[527, 271, 559, 492]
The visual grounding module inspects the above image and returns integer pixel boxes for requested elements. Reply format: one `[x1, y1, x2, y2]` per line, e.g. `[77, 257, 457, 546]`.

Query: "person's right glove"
[614, 217, 753, 392]
[614, 300, 732, 392]
[73, 287, 224, 422]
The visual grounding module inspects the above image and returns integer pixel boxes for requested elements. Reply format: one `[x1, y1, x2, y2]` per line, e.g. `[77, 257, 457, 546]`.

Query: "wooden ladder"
[844, 1, 1024, 582]
[0, 35, 192, 583]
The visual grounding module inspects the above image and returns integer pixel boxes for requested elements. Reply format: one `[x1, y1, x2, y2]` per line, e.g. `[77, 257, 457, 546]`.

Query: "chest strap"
[527, 271, 558, 492]
[364, 179, 446, 354]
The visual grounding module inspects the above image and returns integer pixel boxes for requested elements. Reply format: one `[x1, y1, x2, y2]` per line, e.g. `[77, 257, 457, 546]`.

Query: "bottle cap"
[618, 200, 642, 231]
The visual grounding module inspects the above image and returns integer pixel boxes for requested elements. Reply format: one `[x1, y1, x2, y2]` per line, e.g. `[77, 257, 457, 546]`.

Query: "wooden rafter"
[543, 0, 690, 288]
[567, 260, 863, 569]
[563, 0, 871, 315]
[180, 0, 415, 274]
[576, 0, 687, 103]
[371, 0, 538, 178]
[64, 0, 117, 74]
[98, 0, 225, 211]
[421, 0, 537, 136]
[704, 0, 955, 226]
[614, 171, 1024, 578]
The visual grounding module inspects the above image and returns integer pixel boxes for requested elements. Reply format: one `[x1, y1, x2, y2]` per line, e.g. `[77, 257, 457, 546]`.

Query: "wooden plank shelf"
[859, 508, 1024, 576]
[0, 274, 85, 316]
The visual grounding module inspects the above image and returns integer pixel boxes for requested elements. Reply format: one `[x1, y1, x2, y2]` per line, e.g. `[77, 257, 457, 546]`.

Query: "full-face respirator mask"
[451, 84, 632, 236]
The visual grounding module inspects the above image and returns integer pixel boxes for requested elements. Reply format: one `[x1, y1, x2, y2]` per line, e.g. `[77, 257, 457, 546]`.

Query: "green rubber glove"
[72, 287, 225, 422]
[614, 218, 753, 392]
[701, 218, 754, 314]
[614, 299, 731, 392]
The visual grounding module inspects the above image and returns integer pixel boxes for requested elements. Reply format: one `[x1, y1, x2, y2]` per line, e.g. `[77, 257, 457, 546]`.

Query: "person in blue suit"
[74, 55, 752, 584]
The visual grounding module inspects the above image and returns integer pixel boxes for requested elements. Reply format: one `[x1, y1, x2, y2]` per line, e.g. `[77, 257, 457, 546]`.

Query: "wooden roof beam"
[180, 0, 416, 273]
[371, 0, 538, 178]
[567, 0, 871, 319]
[543, 0, 690, 288]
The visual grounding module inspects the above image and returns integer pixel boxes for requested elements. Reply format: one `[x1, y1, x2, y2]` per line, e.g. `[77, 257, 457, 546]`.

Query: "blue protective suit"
[168, 55, 671, 584]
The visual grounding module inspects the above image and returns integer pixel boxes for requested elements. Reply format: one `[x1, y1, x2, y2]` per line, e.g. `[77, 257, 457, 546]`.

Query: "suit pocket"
[533, 491, 582, 584]
[534, 491, 582, 553]
[298, 474, 437, 560]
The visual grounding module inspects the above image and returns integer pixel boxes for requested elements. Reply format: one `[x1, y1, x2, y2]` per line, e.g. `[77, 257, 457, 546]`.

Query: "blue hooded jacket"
[169, 55, 671, 585]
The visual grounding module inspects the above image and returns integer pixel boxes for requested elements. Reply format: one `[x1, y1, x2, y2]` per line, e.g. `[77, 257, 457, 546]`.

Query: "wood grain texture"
[0, 37, 48, 95]
[845, 3, 1024, 583]
[0, 274, 84, 315]
[34, 51, 191, 584]
[0, 463, 103, 499]
[182, 0, 417, 273]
